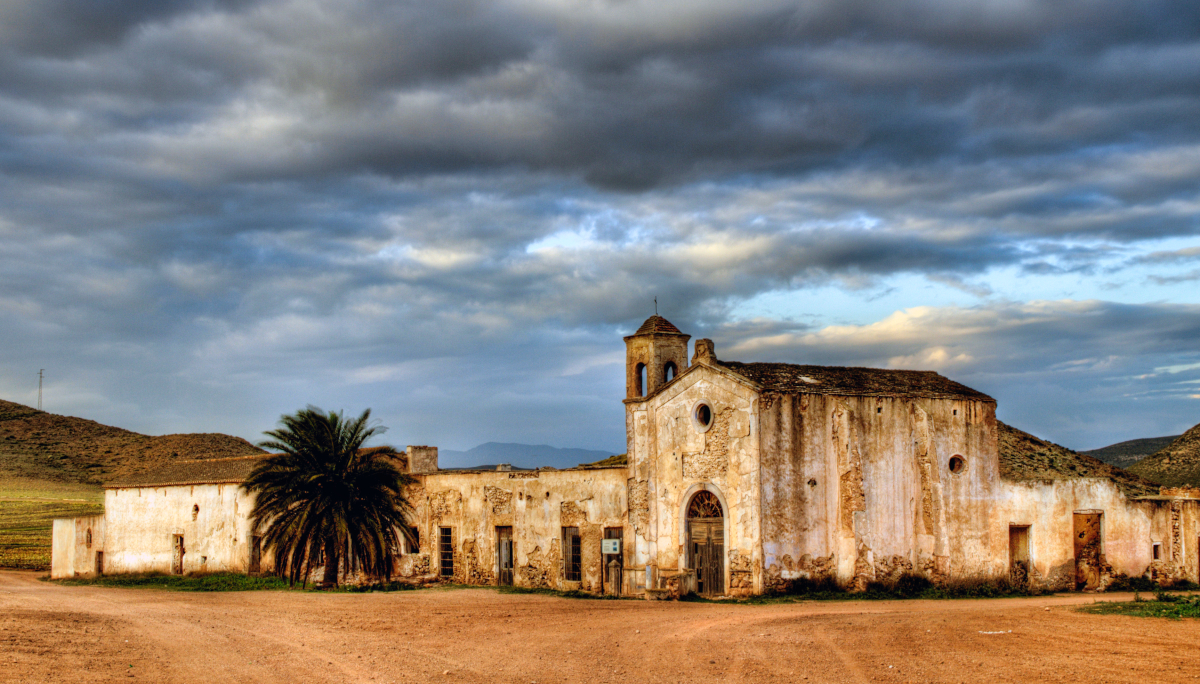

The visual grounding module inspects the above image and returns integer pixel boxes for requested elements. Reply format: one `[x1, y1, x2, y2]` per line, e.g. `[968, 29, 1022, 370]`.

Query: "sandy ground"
[2, 571, 1199, 684]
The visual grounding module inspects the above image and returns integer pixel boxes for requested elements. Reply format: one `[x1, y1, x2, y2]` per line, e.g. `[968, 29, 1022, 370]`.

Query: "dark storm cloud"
[4, 0, 1199, 192]
[2, 0, 1199, 450]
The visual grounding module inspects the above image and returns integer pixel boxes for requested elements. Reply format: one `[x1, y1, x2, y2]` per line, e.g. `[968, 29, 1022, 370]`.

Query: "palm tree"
[241, 406, 413, 587]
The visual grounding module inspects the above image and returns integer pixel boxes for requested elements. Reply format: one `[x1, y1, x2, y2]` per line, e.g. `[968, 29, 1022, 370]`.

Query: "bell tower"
[624, 315, 690, 399]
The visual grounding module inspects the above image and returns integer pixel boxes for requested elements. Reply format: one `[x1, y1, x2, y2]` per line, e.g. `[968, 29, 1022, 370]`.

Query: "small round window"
[948, 455, 966, 474]
[693, 402, 714, 432]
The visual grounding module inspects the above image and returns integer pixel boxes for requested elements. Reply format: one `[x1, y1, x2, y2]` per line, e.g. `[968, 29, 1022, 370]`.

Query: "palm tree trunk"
[322, 538, 340, 586]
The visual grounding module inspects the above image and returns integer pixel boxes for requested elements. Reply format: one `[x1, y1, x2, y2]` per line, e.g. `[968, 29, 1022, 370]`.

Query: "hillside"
[1128, 422, 1200, 487]
[998, 421, 1159, 498]
[0, 399, 265, 485]
[1081, 435, 1181, 469]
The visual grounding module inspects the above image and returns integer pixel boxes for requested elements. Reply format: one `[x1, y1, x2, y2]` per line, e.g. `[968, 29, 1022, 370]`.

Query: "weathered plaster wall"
[403, 468, 628, 593]
[759, 394, 998, 589]
[50, 514, 105, 579]
[628, 363, 761, 596]
[999, 480, 1200, 589]
[100, 483, 265, 575]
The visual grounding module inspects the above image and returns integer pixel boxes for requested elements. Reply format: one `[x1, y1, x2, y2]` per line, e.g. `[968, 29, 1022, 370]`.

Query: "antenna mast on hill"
[37, 369, 43, 411]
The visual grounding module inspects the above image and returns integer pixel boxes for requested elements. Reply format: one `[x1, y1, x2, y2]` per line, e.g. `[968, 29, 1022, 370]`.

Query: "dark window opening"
[948, 455, 966, 474]
[664, 362, 677, 383]
[1153, 543, 1161, 561]
[636, 363, 647, 397]
[249, 535, 262, 573]
[695, 403, 713, 430]
[192, 504, 199, 520]
[563, 527, 581, 582]
[439, 527, 455, 577]
[876, 407, 882, 414]
[85, 529, 92, 548]
[406, 526, 420, 554]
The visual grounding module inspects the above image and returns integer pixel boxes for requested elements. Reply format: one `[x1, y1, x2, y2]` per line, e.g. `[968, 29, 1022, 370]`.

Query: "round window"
[948, 455, 966, 474]
[693, 402, 714, 432]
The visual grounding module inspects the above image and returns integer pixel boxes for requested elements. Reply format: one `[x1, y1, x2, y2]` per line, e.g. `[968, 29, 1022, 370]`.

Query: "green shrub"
[51, 572, 290, 591]
[342, 581, 420, 593]
[1106, 574, 1159, 592]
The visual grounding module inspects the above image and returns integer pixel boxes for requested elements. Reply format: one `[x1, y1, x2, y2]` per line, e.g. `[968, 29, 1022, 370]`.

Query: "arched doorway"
[687, 490, 724, 596]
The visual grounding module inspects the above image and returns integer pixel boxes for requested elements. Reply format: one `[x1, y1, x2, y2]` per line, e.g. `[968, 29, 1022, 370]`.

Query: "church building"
[55, 315, 1200, 597]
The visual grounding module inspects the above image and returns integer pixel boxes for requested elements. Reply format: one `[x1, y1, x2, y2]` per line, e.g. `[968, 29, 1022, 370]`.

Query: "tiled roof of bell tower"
[633, 315, 685, 336]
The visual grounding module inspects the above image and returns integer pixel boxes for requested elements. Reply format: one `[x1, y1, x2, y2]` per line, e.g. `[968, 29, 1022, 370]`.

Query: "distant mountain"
[437, 442, 616, 470]
[997, 421, 1159, 498]
[1128, 422, 1200, 488]
[0, 399, 264, 485]
[1082, 435, 1181, 469]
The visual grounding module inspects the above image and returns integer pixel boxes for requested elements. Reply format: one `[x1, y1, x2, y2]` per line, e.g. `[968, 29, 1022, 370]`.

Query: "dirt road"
[2, 570, 1197, 684]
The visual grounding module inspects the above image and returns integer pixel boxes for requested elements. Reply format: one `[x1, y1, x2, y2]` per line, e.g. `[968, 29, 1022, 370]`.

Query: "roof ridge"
[712, 359, 992, 401]
[169, 454, 267, 464]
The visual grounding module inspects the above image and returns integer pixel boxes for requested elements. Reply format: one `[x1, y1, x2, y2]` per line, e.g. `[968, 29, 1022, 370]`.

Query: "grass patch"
[0, 499, 103, 570]
[52, 572, 291, 591]
[0, 478, 104, 502]
[1078, 591, 1200, 619]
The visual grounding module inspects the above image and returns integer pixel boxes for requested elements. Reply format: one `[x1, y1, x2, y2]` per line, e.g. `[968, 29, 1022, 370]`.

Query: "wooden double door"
[689, 518, 724, 596]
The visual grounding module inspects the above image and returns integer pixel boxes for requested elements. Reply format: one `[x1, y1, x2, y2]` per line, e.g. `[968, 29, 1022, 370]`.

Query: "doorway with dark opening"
[1073, 512, 1103, 590]
[497, 526, 514, 586]
[172, 534, 185, 575]
[687, 490, 724, 596]
[1009, 525, 1030, 584]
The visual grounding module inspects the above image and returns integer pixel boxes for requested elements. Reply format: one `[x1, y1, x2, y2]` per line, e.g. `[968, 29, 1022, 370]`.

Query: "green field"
[0, 478, 103, 570]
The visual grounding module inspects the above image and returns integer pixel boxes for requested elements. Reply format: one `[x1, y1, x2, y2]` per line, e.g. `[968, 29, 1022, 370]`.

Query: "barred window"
[439, 527, 454, 577]
[562, 526, 581, 581]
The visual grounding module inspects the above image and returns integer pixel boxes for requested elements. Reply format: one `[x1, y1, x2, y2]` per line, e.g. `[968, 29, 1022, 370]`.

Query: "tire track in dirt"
[5, 572, 1200, 684]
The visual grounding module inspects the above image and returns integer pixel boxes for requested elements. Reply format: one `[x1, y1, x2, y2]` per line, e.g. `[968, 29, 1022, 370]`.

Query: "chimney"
[692, 338, 716, 365]
[406, 446, 439, 474]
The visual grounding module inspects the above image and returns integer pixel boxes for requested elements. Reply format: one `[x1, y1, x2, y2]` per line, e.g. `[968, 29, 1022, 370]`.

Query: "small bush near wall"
[1108, 574, 1199, 592]
[755, 573, 1051, 603]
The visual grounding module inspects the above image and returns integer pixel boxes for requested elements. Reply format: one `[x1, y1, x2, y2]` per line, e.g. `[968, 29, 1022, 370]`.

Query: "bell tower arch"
[624, 315, 690, 399]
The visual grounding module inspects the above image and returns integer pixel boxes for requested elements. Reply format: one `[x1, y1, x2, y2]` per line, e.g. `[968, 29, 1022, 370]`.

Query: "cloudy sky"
[2, 0, 1199, 454]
